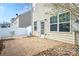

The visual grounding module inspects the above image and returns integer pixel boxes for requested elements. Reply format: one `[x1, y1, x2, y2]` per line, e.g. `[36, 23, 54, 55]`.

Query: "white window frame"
[59, 12, 71, 32]
[50, 12, 71, 32]
[50, 16, 57, 32]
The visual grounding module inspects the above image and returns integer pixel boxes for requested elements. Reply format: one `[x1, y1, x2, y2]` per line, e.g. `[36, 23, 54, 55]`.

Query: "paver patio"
[0, 36, 69, 56]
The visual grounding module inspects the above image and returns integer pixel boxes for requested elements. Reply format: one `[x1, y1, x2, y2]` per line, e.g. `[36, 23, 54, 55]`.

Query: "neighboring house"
[10, 10, 32, 28]
[0, 22, 10, 28]
[10, 17, 19, 28]
[32, 3, 78, 44]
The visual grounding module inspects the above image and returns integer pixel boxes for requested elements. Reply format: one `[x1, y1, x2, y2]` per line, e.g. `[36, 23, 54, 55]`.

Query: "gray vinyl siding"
[19, 10, 32, 27]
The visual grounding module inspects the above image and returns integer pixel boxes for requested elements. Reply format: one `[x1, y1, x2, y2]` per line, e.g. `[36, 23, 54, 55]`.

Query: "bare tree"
[45, 3, 79, 19]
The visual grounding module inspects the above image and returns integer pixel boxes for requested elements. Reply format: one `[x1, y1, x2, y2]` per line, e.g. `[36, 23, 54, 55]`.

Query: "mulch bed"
[34, 43, 77, 56]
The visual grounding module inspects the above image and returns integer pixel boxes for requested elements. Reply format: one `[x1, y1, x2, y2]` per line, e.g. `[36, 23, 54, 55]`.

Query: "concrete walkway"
[0, 37, 64, 56]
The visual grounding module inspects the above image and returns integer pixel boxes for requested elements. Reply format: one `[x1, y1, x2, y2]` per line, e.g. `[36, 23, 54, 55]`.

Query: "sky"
[0, 3, 32, 23]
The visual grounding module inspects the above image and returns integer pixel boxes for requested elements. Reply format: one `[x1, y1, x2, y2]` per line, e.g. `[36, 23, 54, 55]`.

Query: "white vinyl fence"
[0, 26, 32, 39]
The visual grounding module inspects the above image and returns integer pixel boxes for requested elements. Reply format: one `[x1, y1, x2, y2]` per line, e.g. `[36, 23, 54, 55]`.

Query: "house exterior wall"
[11, 10, 32, 28]
[32, 3, 76, 44]
[32, 3, 51, 36]
[11, 17, 19, 28]
[19, 10, 32, 28]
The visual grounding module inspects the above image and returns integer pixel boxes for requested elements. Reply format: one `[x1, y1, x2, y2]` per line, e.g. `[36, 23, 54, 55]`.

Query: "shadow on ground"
[0, 40, 5, 54]
[0, 38, 14, 54]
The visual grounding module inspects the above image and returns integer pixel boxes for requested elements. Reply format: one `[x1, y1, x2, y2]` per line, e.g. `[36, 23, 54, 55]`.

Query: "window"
[50, 24, 57, 31]
[50, 16, 57, 23]
[59, 23, 70, 32]
[66, 12, 70, 21]
[59, 12, 70, 32]
[34, 21, 37, 31]
[59, 12, 70, 22]
[50, 16, 57, 31]
[50, 12, 70, 32]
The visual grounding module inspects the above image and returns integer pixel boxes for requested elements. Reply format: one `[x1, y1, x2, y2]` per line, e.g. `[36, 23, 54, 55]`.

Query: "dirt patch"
[34, 43, 76, 56]
[0, 37, 78, 56]
[0, 37, 64, 56]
